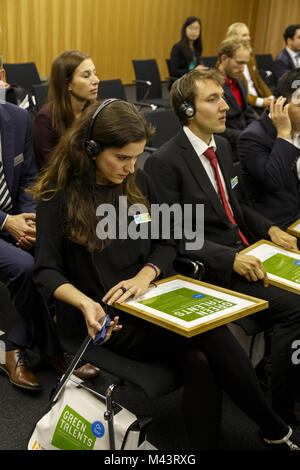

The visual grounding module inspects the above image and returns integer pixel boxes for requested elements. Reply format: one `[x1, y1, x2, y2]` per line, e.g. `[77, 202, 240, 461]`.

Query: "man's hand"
[233, 253, 269, 286]
[269, 96, 292, 140]
[4, 213, 36, 249]
[262, 96, 274, 108]
[268, 225, 298, 251]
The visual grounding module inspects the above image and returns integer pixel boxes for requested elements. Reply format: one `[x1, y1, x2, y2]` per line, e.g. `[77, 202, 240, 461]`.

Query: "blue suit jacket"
[238, 110, 300, 230]
[274, 48, 295, 81]
[0, 102, 36, 229]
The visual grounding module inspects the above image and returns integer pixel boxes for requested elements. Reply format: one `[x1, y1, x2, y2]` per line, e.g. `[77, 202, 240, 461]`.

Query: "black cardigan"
[34, 169, 176, 305]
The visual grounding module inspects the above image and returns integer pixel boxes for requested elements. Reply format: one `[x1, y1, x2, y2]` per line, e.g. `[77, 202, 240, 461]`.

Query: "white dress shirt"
[286, 47, 300, 68]
[183, 126, 234, 211]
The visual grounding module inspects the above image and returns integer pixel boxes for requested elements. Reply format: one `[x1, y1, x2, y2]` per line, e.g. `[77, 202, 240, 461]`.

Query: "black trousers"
[216, 272, 300, 423]
[106, 311, 288, 447]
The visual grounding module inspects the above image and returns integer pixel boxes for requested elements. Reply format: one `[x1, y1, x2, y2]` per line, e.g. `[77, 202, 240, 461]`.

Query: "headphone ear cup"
[180, 101, 195, 118]
[85, 139, 102, 158]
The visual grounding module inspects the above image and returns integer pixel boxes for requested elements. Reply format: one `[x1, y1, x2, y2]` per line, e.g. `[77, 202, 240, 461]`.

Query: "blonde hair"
[225, 22, 248, 40]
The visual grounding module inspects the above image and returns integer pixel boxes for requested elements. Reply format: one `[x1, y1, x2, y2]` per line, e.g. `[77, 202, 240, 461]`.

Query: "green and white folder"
[114, 275, 268, 337]
[241, 240, 300, 295]
[287, 219, 300, 238]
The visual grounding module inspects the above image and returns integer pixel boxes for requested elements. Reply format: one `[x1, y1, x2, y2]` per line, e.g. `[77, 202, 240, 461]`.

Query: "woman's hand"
[102, 265, 159, 306]
[80, 298, 122, 339]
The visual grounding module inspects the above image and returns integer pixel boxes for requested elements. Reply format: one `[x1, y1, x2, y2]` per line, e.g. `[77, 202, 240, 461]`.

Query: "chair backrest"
[4, 62, 41, 95]
[143, 109, 181, 149]
[255, 54, 274, 73]
[255, 54, 277, 89]
[32, 83, 49, 111]
[132, 59, 162, 101]
[201, 56, 218, 68]
[97, 79, 127, 101]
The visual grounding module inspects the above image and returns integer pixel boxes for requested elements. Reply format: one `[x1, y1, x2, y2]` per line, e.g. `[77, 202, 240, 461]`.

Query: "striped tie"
[0, 161, 12, 212]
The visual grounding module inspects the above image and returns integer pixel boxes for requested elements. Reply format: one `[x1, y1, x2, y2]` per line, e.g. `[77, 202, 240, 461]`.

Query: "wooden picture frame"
[113, 275, 268, 338]
[287, 219, 300, 238]
[240, 239, 300, 295]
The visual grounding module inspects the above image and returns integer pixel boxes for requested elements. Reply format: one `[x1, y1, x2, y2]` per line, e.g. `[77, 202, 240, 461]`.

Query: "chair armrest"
[132, 79, 152, 87]
[132, 101, 158, 110]
[174, 257, 205, 281]
[132, 80, 152, 102]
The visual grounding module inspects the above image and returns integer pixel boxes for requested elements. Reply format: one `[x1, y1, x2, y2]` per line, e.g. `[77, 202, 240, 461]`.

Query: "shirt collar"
[183, 126, 217, 156]
[286, 46, 300, 59]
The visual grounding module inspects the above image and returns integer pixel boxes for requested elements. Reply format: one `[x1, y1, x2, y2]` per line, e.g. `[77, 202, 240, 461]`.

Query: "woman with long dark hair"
[31, 99, 300, 450]
[169, 16, 206, 87]
[33, 49, 99, 170]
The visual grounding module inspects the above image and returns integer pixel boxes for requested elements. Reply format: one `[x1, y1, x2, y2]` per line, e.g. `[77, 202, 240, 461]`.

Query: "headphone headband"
[85, 98, 122, 158]
[176, 76, 195, 118]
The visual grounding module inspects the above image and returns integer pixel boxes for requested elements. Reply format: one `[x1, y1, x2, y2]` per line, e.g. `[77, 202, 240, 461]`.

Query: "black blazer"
[169, 42, 202, 88]
[219, 78, 256, 156]
[274, 48, 295, 81]
[144, 130, 272, 285]
[238, 110, 300, 230]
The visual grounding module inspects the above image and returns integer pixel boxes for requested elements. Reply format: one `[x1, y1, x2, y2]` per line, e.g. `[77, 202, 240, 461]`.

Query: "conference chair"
[4, 62, 41, 95]
[201, 56, 218, 68]
[97, 78, 158, 110]
[143, 108, 181, 151]
[32, 83, 48, 111]
[255, 53, 277, 90]
[136, 108, 181, 169]
[132, 59, 170, 108]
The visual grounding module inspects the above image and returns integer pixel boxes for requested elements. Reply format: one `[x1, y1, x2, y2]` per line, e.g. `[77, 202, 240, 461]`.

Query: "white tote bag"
[28, 336, 153, 450]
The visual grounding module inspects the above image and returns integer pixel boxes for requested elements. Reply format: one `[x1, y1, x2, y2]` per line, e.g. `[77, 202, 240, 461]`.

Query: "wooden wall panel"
[0, 0, 260, 84]
[253, 0, 300, 59]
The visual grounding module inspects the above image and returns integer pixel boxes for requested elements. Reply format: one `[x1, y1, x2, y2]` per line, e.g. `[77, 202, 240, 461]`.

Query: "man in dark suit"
[216, 38, 256, 160]
[274, 25, 300, 81]
[144, 68, 300, 424]
[238, 68, 300, 231]
[0, 102, 99, 390]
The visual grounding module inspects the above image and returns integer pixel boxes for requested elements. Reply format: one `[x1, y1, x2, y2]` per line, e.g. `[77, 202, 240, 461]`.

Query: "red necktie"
[203, 147, 249, 246]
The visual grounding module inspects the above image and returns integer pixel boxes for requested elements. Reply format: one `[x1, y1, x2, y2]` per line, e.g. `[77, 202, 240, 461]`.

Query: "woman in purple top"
[33, 49, 99, 170]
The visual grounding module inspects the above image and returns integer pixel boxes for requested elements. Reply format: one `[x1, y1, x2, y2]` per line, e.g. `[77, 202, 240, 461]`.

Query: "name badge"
[14, 153, 24, 166]
[134, 213, 151, 224]
[231, 176, 238, 189]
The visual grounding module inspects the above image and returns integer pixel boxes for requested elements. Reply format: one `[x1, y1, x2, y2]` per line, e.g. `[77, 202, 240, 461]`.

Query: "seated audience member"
[225, 22, 274, 113]
[217, 38, 256, 160]
[144, 68, 300, 427]
[0, 100, 99, 391]
[33, 49, 99, 170]
[274, 25, 300, 81]
[238, 68, 300, 231]
[0, 54, 9, 91]
[31, 98, 300, 450]
[169, 16, 207, 88]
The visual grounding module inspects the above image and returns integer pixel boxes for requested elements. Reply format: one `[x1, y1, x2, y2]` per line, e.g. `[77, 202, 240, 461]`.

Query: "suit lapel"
[283, 48, 295, 68]
[177, 131, 233, 227]
[0, 105, 15, 190]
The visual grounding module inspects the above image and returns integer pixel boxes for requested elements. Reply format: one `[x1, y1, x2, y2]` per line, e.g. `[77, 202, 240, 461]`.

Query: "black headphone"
[85, 98, 122, 158]
[176, 76, 195, 118]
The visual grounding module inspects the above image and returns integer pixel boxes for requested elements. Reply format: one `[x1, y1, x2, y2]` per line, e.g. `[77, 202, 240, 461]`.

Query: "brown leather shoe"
[41, 353, 100, 380]
[0, 349, 41, 391]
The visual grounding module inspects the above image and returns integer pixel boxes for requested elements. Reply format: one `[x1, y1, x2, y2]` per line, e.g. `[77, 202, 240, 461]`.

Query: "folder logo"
[52, 405, 96, 450]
